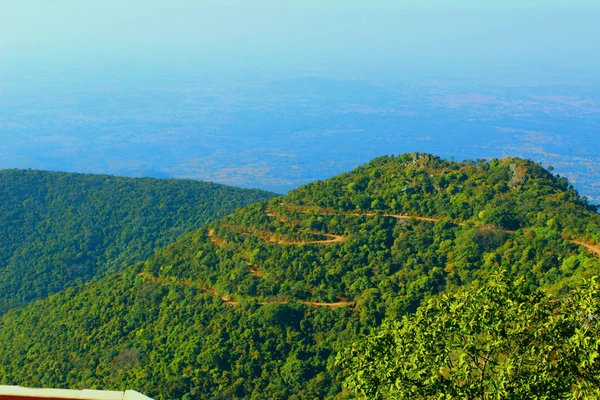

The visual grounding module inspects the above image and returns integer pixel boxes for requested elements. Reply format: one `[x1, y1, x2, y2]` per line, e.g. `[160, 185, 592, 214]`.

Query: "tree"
[337, 272, 600, 399]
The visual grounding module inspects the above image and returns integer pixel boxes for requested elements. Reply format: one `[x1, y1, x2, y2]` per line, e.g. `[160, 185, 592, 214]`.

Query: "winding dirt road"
[570, 240, 600, 257]
[274, 203, 600, 259]
[138, 271, 353, 308]
[196, 205, 600, 309]
[270, 233, 346, 245]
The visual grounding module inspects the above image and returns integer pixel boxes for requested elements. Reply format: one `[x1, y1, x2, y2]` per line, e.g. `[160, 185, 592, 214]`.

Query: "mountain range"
[1, 153, 599, 399]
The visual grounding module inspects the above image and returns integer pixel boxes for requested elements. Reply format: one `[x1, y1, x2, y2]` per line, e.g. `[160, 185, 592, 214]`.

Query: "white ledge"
[0, 386, 152, 400]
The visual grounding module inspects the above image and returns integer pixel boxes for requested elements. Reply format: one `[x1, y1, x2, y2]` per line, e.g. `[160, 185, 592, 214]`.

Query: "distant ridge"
[0, 169, 276, 313]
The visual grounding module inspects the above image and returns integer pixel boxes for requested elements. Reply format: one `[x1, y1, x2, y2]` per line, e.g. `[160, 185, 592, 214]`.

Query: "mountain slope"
[1, 154, 599, 399]
[0, 169, 276, 313]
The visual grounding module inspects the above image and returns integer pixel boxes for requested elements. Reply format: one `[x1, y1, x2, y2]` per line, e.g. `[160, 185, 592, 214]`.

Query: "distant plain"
[2, 65, 598, 201]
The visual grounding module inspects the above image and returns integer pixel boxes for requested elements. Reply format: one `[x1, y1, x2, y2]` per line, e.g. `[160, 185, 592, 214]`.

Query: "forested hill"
[0, 169, 276, 313]
[1, 154, 600, 399]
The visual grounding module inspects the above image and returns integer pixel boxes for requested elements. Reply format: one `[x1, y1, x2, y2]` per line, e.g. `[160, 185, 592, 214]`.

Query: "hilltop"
[1, 154, 599, 399]
[0, 170, 276, 313]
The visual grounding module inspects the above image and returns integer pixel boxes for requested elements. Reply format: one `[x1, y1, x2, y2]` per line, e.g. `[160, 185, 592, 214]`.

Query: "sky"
[1, 0, 599, 198]
[1, 0, 599, 78]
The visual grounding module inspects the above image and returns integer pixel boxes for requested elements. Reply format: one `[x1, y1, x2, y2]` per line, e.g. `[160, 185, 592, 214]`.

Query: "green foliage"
[288, 153, 599, 239]
[0, 169, 276, 313]
[0, 154, 599, 399]
[337, 273, 600, 399]
[0, 266, 352, 399]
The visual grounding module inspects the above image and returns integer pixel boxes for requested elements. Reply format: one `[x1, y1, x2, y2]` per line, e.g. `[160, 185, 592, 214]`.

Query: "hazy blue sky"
[1, 1, 600, 198]
[2, 0, 599, 77]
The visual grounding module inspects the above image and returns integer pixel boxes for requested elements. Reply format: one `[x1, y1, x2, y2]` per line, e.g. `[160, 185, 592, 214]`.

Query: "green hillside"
[0, 169, 276, 313]
[1, 154, 599, 399]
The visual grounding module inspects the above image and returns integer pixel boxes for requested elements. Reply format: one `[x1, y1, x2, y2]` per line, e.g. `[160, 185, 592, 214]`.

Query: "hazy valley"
[2, 69, 599, 200]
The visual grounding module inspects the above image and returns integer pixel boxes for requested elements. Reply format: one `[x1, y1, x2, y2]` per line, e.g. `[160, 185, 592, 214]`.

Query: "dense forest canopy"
[0, 169, 276, 313]
[1, 154, 599, 399]
[338, 273, 600, 399]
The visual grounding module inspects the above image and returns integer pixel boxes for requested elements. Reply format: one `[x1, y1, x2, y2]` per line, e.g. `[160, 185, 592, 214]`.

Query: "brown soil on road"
[138, 271, 240, 306]
[260, 205, 600, 261]
[201, 205, 600, 310]
[255, 299, 353, 307]
[207, 229, 230, 248]
[311, 233, 346, 244]
[265, 208, 288, 223]
[275, 203, 463, 225]
[247, 263, 265, 278]
[570, 240, 600, 257]
[270, 232, 346, 245]
[382, 213, 453, 224]
[300, 300, 354, 307]
[208, 230, 267, 278]
[265, 208, 345, 244]
[138, 272, 352, 308]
